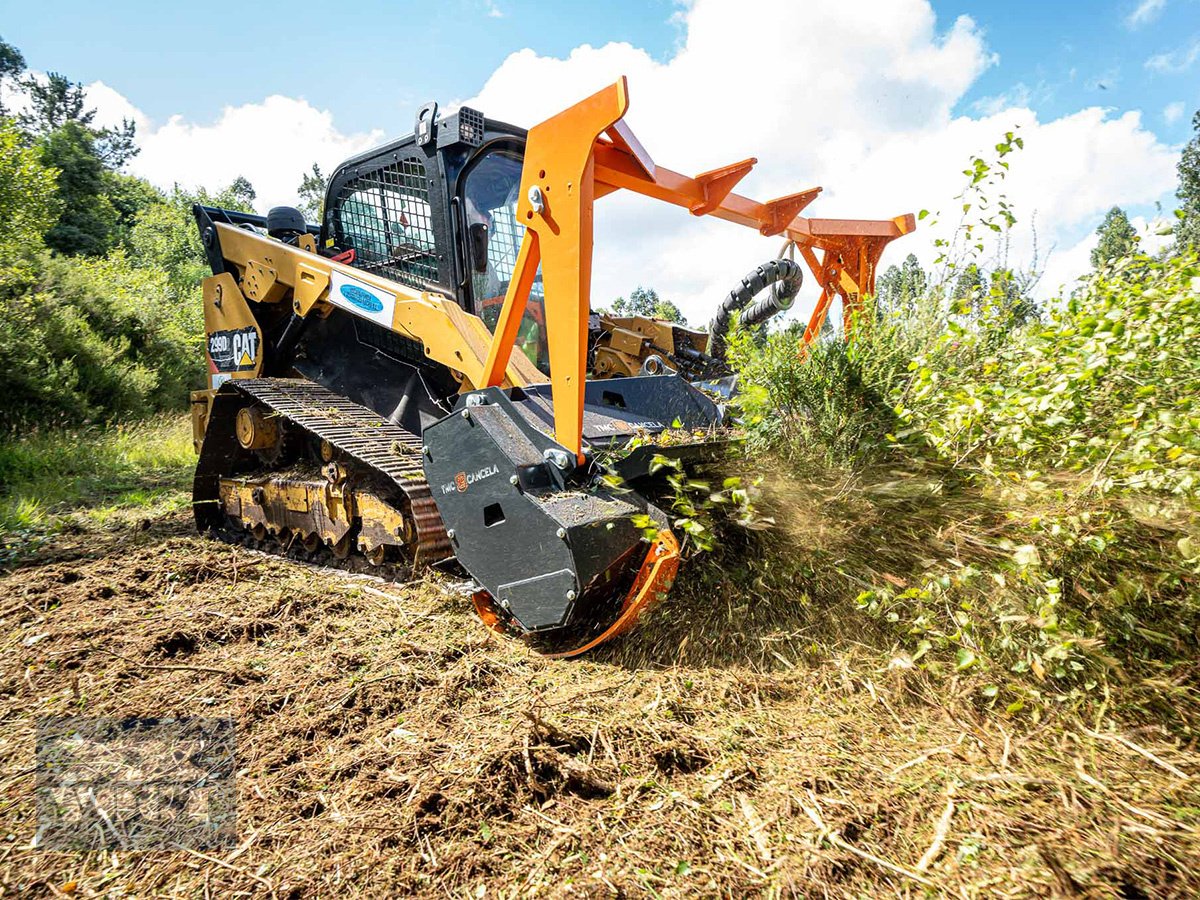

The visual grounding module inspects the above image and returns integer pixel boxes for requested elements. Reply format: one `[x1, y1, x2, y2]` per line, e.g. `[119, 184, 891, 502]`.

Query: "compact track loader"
[190, 78, 913, 655]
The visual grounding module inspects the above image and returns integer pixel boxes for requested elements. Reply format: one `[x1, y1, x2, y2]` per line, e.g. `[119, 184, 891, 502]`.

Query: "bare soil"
[1, 511, 1197, 897]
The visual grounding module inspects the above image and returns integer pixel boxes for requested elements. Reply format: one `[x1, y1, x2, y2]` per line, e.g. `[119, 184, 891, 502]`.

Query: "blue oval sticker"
[340, 284, 384, 313]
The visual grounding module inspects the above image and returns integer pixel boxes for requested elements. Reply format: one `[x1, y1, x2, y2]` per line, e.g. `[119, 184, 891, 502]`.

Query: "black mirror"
[469, 222, 489, 274]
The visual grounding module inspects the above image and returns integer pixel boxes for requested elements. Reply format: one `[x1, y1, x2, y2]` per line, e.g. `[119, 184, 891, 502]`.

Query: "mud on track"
[2, 511, 1198, 897]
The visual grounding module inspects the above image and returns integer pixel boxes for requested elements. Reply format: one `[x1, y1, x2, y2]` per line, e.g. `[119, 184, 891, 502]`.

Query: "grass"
[0, 367, 1191, 893]
[0, 414, 194, 555]
[1, 511, 1196, 897]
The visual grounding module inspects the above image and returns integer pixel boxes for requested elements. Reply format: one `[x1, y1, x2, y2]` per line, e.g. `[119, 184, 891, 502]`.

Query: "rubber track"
[221, 378, 451, 562]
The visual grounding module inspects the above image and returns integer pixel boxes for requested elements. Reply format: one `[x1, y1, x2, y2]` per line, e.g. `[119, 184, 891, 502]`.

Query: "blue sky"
[1, 0, 1197, 316]
[3, 0, 1195, 141]
[0, 1, 681, 131]
[955, 0, 1198, 138]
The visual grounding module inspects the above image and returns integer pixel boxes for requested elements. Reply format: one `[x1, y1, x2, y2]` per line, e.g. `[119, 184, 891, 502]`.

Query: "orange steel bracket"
[481, 78, 630, 464]
[480, 76, 915, 460]
[757, 189, 822, 236]
[691, 159, 756, 215]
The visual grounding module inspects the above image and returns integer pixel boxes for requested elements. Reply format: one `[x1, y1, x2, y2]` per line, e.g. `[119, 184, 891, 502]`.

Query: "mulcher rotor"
[421, 375, 723, 654]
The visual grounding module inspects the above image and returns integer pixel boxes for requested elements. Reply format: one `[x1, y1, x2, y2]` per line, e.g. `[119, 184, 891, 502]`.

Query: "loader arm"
[200, 218, 544, 391]
[480, 77, 914, 462]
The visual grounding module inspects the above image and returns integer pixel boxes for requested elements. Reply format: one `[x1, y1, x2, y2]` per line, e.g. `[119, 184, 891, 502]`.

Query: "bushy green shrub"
[0, 118, 60, 265]
[0, 249, 203, 428]
[730, 251, 1200, 716]
[727, 295, 957, 467]
[902, 251, 1199, 496]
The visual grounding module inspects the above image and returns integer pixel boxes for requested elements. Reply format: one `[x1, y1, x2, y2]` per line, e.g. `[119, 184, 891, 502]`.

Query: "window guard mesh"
[332, 157, 439, 290]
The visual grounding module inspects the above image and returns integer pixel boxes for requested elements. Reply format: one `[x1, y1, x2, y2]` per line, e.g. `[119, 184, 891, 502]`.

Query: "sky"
[2, 0, 1198, 323]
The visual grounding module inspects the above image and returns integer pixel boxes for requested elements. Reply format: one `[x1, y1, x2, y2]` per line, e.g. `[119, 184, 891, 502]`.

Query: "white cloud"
[126, 95, 381, 209]
[5, 75, 381, 211]
[2, 74, 151, 133]
[85, 81, 151, 133]
[460, 0, 1177, 322]
[1164, 100, 1186, 124]
[1126, 0, 1167, 28]
[1146, 38, 1200, 73]
[973, 83, 1032, 116]
[41, 0, 1178, 326]
[484, 1, 504, 17]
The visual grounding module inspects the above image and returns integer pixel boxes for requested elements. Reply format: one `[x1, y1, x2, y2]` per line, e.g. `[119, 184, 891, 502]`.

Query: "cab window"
[461, 147, 548, 373]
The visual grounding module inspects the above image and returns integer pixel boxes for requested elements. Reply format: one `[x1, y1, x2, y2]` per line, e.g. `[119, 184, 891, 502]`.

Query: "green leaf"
[1012, 545, 1040, 568]
[955, 648, 978, 670]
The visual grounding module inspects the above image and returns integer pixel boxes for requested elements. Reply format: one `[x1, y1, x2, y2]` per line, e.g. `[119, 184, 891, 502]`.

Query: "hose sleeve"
[707, 258, 803, 359]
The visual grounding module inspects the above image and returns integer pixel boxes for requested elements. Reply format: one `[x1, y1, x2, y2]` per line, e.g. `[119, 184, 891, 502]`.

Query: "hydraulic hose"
[707, 256, 804, 359]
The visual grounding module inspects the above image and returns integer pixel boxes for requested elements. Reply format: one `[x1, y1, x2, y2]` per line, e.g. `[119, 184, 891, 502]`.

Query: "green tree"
[0, 36, 25, 116]
[1176, 109, 1200, 251]
[19, 71, 139, 169]
[951, 262, 985, 303]
[128, 179, 261, 290]
[1091, 206, 1138, 268]
[14, 68, 150, 255]
[96, 118, 139, 169]
[0, 119, 60, 260]
[128, 202, 207, 293]
[987, 268, 1040, 331]
[297, 163, 328, 221]
[104, 171, 162, 241]
[229, 175, 256, 211]
[19, 72, 94, 135]
[39, 122, 119, 256]
[609, 286, 687, 324]
[876, 253, 928, 311]
[0, 37, 22, 80]
[128, 186, 219, 293]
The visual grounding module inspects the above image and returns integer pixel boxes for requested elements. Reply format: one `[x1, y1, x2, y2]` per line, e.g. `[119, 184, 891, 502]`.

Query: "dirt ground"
[1, 511, 1197, 898]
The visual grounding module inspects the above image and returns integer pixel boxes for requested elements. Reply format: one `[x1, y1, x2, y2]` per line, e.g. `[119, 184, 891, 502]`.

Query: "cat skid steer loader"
[190, 77, 913, 656]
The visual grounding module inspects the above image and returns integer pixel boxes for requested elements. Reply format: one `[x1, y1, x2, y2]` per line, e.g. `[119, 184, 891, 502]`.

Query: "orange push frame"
[481, 77, 914, 462]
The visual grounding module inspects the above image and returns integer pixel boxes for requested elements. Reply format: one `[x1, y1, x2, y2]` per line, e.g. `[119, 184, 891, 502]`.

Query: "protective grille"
[457, 107, 484, 146]
[332, 157, 439, 290]
[353, 318, 425, 366]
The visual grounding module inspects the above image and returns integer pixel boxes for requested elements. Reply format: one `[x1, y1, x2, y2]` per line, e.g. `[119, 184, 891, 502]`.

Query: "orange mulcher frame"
[480, 76, 915, 466]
